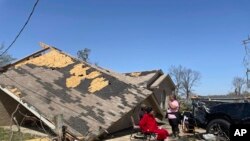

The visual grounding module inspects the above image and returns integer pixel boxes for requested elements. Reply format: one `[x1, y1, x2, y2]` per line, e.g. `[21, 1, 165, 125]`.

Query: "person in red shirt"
[139, 107, 169, 141]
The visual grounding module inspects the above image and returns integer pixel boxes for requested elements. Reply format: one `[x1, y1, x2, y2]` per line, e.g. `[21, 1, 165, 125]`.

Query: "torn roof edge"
[123, 69, 163, 76]
[0, 85, 56, 130]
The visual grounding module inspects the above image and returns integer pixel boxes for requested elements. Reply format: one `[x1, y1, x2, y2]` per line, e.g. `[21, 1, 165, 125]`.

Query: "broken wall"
[153, 79, 175, 110]
[0, 90, 11, 126]
[0, 89, 20, 126]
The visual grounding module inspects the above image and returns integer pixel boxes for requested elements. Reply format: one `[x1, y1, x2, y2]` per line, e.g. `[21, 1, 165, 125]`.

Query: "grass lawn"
[0, 128, 38, 141]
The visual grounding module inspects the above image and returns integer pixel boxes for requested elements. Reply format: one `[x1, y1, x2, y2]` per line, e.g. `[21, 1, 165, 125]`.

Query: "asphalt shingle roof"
[0, 48, 152, 139]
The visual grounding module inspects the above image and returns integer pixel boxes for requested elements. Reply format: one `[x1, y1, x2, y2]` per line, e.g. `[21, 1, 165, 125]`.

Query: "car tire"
[206, 119, 230, 140]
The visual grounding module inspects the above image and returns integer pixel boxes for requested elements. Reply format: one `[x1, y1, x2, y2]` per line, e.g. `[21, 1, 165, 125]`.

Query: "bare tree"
[77, 48, 91, 62]
[181, 68, 201, 99]
[169, 65, 201, 99]
[232, 77, 245, 95]
[0, 44, 15, 67]
[169, 65, 184, 95]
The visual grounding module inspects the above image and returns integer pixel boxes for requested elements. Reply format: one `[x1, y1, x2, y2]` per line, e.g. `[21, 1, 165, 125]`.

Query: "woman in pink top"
[167, 95, 180, 137]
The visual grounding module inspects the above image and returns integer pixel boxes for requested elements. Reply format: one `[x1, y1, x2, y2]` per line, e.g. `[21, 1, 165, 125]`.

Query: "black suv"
[191, 101, 250, 140]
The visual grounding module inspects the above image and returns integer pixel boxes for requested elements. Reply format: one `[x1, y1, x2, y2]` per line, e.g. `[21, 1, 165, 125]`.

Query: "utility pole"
[243, 35, 250, 88]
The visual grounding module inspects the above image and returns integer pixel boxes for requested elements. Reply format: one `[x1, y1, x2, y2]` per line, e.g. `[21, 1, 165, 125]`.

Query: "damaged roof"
[124, 70, 176, 90]
[123, 70, 162, 86]
[0, 44, 152, 139]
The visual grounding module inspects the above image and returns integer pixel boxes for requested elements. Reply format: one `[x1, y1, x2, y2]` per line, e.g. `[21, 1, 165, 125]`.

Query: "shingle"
[0, 48, 152, 138]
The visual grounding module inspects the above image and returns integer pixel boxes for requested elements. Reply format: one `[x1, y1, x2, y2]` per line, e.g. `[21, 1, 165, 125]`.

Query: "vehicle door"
[241, 103, 250, 124]
[218, 103, 245, 124]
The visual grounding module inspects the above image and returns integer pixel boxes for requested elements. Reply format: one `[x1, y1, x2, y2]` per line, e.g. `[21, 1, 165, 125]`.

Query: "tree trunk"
[186, 90, 189, 100]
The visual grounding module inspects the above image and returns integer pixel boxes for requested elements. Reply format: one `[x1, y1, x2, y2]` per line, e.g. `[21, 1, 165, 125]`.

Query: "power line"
[0, 0, 40, 56]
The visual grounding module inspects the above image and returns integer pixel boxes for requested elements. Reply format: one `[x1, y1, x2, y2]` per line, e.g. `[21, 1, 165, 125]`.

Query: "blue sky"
[0, 0, 250, 95]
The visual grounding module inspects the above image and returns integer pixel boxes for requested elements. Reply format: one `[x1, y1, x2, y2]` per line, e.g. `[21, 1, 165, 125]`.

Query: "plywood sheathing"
[66, 64, 109, 93]
[130, 72, 141, 77]
[15, 50, 74, 68]
[66, 64, 91, 88]
[88, 77, 109, 93]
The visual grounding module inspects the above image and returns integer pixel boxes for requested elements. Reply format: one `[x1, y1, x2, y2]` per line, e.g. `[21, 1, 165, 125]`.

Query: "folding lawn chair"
[130, 116, 155, 141]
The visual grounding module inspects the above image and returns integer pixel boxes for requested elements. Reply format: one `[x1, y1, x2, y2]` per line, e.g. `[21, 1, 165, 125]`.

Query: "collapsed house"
[0, 43, 175, 140]
[124, 70, 175, 110]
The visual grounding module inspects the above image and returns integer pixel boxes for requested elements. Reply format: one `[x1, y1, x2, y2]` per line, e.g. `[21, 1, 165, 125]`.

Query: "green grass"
[0, 128, 38, 141]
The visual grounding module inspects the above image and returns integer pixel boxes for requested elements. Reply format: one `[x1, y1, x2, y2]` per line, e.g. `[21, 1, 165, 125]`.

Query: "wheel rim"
[208, 123, 230, 140]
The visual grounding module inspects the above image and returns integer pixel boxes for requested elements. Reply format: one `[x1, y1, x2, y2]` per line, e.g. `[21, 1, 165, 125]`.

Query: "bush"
[179, 100, 193, 113]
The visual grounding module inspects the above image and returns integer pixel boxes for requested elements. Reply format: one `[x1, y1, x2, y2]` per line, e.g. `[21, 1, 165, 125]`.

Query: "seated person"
[139, 107, 169, 141]
[138, 103, 147, 120]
